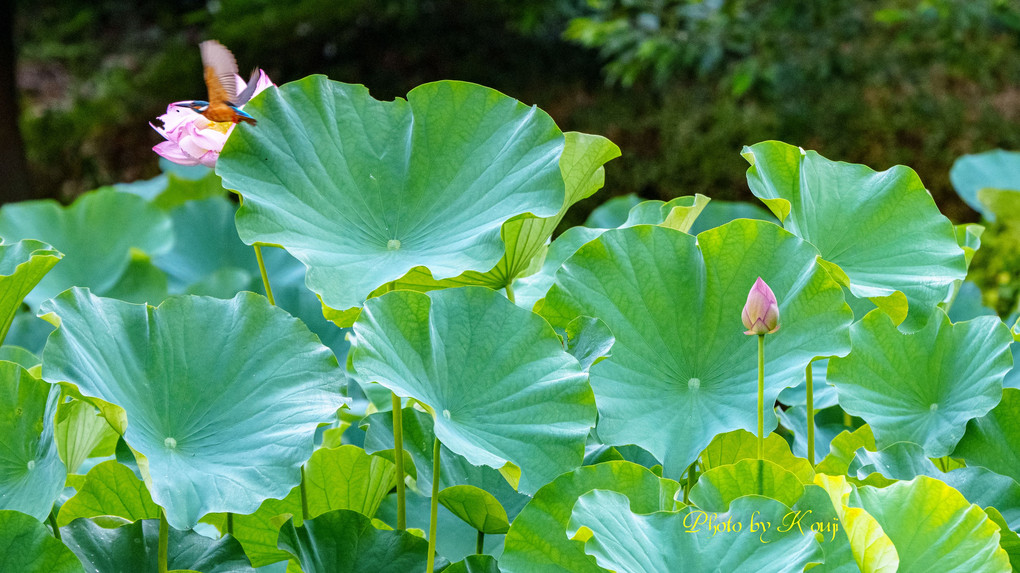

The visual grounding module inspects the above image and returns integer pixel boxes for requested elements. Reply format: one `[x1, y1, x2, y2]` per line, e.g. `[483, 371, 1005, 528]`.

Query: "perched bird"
[175, 40, 259, 125]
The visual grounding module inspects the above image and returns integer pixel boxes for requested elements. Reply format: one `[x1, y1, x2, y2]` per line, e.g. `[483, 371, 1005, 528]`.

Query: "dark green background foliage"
[11, 0, 1020, 225]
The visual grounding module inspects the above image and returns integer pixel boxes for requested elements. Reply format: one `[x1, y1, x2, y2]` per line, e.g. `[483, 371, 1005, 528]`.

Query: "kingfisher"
[175, 40, 259, 125]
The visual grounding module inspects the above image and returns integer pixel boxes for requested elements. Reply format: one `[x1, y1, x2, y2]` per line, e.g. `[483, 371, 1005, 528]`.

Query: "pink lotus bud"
[742, 277, 780, 335]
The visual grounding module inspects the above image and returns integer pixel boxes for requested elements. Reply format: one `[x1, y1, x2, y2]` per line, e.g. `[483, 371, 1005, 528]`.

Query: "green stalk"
[426, 437, 441, 573]
[806, 361, 815, 465]
[227, 511, 234, 536]
[476, 530, 485, 555]
[254, 245, 275, 305]
[505, 282, 515, 304]
[393, 393, 406, 530]
[47, 509, 60, 540]
[757, 334, 765, 460]
[843, 411, 852, 428]
[158, 508, 169, 573]
[682, 462, 698, 505]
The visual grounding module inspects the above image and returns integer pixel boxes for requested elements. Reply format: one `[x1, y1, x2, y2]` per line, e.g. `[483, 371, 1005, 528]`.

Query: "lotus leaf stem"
[426, 437, 441, 573]
[476, 530, 485, 554]
[300, 465, 310, 521]
[47, 509, 60, 540]
[227, 511, 234, 536]
[806, 361, 815, 465]
[505, 282, 515, 304]
[393, 394, 406, 530]
[158, 508, 169, 573]
[253, 245, 275, 305]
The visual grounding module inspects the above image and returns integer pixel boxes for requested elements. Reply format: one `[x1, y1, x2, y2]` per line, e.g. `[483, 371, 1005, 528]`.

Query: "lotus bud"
[742, 277, 780, 335]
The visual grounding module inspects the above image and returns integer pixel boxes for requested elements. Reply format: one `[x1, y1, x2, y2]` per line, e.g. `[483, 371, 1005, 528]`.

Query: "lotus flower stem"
[253, 245, 275, 305]
[757, 334, 765, 459]
[393, 394, 407, 529]
[806, 361, 815, 465]
[426, 437, 441, 573]
[476, 530, 485, 554]
[158, 508, 169, 573]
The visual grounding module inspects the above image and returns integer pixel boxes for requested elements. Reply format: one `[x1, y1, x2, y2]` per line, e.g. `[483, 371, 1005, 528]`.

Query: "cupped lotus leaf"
[444, 555, 501, 573]
[0, 239, 62, 344]
[501, 461, 679, 573]
[828, 308, 1013, 457]
[379, 132, 621, 294]
[40, 289, 348, 529]
[743, 140, 967, 330]
[217, 76, 566, 312]
[814, 474, 899, 573]
[857, 476, 1010, 572]
[277, 509, 448, 573]
[777, 359, 839, 410]
[687, 199, 776, 235]
[101, 254, 169, 305]
[0, 361, 65, 521]
[950, 149, 1020, 220]
[568, 490, 823, 573]
[563, 316, 615, 373]
[539, 220, 853, 478]
[689, 458, 805, 512]
[438, 484, 510, 534]
[61, 517, 254, 573]
[361, 407, 528, 520]
[0, 189, 173, 307]
[56, 460, 159, 526]
[816, 424, 876, 475]
[55, 399, 119, 475]
[0, 510, 84, 573]
[304, 445, 396, 519]
[777, 405, 855, 461]
[954, 387, 1020, 485]
[350, 287, 596, 494]
[847, 441, 1020, 531]
[699, 429, 814, 483]
[513, 226, 603, 311]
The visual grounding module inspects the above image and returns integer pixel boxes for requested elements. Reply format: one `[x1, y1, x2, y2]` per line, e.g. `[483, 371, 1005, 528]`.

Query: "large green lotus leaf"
[857, 476, 1010, 572]
[54, 398, 119, 475]
[304, 445, 396, 519]
[538, 220, 853, 478]
[40, 289, 348, 529]
[61, 517, 254, 572]
[847, 441, 1020, 531]
[379, 132, 620, 294]
[563, 316, 615, 373]
[361, 407, 529, 520]
[501, 461, 679, 573]
[954, 387, 1020, 485]
[0, 189, 173, 307]
[950, 149, 1020, 220]
[0, 510, 84, 573]
[277, 509, 447, 573]
[699, 429, 814, 483]
[813, 475, 899, 573]
[0, 239, 62, 344]
[777, 359, 839, 409]
[743, 140, 967, 330]
[568, 490, 823, 572]
[350, 286, 596, 494]
[987, 508, 1020, 572]
[0, 345, 40, 370]
[0, 361, 66, 521]
[56, 460, 159, 526]
[101, 254, 169, 305]
[777, 405, 856, 462]
[584, 194, 641, 228]
[689, 459, 805, 512]
[218, 77, 566, 312]
[438, 484, 510, 534]
[827, 308, 1013, 457]
[687, 199, 776, 235]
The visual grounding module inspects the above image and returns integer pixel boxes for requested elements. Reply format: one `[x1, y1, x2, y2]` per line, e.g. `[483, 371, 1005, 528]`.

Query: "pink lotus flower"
[150, 70, 274, 167]
[742, 277, 780, 335]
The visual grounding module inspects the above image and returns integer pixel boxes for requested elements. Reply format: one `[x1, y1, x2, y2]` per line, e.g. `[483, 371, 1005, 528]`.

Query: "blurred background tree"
[9, 0, 1020, 228]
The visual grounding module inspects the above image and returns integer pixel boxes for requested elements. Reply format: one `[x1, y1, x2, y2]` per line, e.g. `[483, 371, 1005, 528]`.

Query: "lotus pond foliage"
[0, 73, 1016, 573]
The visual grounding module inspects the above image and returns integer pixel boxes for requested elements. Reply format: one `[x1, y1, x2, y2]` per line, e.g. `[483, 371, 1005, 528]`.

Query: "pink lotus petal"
[153, 141, 201, 166]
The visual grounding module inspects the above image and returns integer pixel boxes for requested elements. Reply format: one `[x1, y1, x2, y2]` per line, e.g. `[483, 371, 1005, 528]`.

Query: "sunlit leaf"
[304, 445, 396, 519]
[953, 387, 1020, 485]
[689, 458, 805, 511]
[950, 149, 1020, 220]
[814, 474, 899, 573]
[57, 460, 159, 526]
[219, 77, 566, 313]
[743, 141, 966, 330]
[0, 239, 61, 345]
